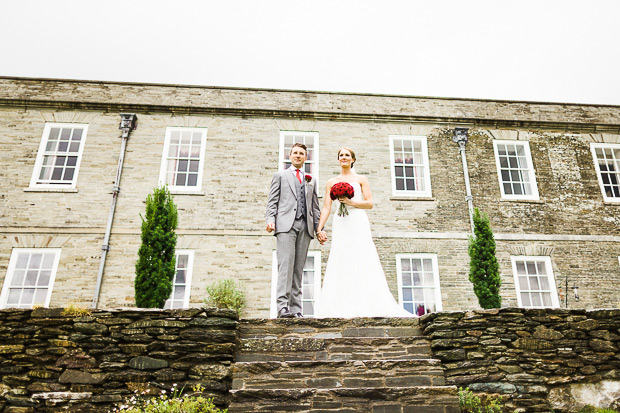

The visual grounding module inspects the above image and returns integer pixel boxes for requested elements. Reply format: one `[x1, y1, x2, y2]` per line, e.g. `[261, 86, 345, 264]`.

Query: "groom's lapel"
[284, 167, 297, 198]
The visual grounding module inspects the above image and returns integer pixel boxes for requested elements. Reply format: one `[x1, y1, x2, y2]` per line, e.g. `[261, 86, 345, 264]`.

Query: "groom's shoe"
[294, 312, 303, 318]
[277, 307, 294, 318]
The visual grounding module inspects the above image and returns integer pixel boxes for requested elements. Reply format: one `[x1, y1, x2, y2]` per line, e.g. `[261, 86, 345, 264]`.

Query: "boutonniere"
[305, 175, 313, 183]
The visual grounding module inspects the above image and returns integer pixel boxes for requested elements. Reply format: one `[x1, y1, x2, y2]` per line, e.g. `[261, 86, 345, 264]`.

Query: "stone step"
[236, 336, 432, 362]
[239, 318, 422, 340]
[228, 386, 460, 413]
[232, 359, 446, 390]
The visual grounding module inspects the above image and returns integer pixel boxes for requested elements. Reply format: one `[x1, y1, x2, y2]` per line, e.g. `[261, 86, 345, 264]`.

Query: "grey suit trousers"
[276, 216, 311, 314]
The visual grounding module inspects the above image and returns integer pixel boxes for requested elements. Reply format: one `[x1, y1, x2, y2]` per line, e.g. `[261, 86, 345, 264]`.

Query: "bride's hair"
[337, 147, 356, 167]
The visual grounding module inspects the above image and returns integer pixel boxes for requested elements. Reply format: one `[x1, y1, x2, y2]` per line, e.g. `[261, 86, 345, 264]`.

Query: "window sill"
[169, 191, 205, 196]
[390, 196, 435, 201]
[24, 187, 78, 193]
[602, 200, 620, 206]
[499, 198, 544, 204]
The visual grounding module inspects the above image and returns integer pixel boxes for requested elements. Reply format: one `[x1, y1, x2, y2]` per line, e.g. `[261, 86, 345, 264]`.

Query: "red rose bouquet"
[330, 182, 355, 216]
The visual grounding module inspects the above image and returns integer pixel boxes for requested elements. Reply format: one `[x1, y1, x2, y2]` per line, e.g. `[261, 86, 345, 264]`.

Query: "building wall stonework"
[0, 77, 619, 317]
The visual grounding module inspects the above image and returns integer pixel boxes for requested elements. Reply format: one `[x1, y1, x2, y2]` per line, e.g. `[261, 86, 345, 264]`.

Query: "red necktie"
[296, 169, 302, 184]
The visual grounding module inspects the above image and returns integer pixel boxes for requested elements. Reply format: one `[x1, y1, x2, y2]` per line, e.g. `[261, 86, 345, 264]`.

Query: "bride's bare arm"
[340, 176, 373, 209]
[317, 181, 334, 232]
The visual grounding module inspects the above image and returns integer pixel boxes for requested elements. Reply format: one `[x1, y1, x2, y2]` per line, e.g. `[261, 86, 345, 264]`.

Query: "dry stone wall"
[420, 307, 620, 412]
[0, 307, 238, 412]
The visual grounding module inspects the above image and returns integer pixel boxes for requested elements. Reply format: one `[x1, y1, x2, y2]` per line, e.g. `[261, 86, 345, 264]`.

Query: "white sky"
[2, 0, 619, 105]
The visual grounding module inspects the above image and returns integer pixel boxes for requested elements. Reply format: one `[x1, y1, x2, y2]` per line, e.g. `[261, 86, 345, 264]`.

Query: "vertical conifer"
[134, 186, 178, 308]
[468, 208, 501, 308]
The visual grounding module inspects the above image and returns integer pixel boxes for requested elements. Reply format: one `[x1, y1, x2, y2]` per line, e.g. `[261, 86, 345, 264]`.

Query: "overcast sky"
[2, 0, 619, 105]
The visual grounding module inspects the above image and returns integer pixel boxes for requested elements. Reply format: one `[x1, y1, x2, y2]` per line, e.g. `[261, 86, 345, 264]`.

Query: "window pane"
[30, 254, 42, 268]
[60, 128, 71, 140]
[177, 255, 188, 268]
[412, 272, 421, 286]
[413, 289, 424, 302]
[404, 303, 414, 314]
[541, 293, 552, 307]
[303, 301, 314, 315]
[526, 262, 537, 274]
[531, 293, 542, 307]
[12, 270, 25, 286]
[529, 276, 540, 290]
[402, 288, 412, 301]
[49, 128, 60, 140]
[401, 259, 411, 272]
[516, 262, 526, 275]
[25, 271, 38, 286]
[34, 289, 48, 305]
[22, 289, 35, 305]
[302, 285, 314, 300]
[521, 292, 531, 307]
[72, 128, 83, 141]
[402, 274, 412, 286]
[187, 174, 198, 186]
[518, 276, 528, 290]
[16, 254, 29, 269]
[176, 269, 186, 284]
[173, 286, 185, 300]
[304, 271, 314, 284]
[38, 271, 51, 286]
[7, 289, 21, 305]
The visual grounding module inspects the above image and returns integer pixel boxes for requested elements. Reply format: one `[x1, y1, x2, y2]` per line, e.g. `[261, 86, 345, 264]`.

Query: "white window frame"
[590, 143, 620, 203]
[164, 250, 194, 309]
[29, 123, 89, 189]
[158, 127, 208, 193]
[389, 135, 432, 197]
[493, 140, 540, 201]
[270, 250, 321, 318]
[396, 253, 442, 316]
[511, 255, 560, 309]
[0, 248, 61, 309]
[278, 131, 319, 182]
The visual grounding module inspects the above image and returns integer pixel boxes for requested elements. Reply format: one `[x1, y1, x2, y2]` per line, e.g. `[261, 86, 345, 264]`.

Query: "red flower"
[305, 174, 312, 182]
[330, 182, 355, 216]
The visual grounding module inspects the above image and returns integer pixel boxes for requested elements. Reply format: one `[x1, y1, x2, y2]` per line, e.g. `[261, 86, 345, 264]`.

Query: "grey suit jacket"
[266, 166, 321, 237]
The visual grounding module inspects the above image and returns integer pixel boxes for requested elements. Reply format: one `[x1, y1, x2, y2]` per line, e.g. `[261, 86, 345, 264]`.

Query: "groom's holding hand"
[266, 143, 326, 318]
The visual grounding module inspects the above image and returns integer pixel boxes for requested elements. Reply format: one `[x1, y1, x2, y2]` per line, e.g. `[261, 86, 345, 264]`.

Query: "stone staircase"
[229, 317, 460, 412]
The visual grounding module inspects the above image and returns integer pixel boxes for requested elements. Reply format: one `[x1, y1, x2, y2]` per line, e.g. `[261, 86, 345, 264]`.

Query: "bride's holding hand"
[314, 147, 411, 318]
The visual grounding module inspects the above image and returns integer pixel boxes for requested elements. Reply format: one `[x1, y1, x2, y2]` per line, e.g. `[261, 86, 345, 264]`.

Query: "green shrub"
[458, 387, 506, 413]
[204, 279, 246, 316]
[134, 186, 178, 308]
[468, 208, 502, 309]
[112, 384, 226, 412]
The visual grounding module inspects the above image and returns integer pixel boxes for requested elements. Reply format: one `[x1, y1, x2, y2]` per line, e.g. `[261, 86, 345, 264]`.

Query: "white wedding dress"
[315, 182, 412, 318]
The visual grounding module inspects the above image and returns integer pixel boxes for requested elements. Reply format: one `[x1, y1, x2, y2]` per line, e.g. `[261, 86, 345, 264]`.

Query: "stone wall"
[420, 308, 620, 412]
[0, 307, 238, 412]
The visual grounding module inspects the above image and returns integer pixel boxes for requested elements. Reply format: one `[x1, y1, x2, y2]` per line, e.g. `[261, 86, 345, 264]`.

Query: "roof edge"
[1, 75, 618, 109]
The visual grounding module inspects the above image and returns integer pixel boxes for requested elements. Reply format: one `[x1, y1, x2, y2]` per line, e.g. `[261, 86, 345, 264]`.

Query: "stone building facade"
[0, 76, 619, 317]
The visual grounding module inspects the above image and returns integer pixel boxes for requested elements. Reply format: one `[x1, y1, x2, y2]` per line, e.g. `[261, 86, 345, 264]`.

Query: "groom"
[266, 143, 325, 318]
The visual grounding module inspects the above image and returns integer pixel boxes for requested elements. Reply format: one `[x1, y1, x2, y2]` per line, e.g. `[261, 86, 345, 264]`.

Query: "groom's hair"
[290, 142, 307, 154]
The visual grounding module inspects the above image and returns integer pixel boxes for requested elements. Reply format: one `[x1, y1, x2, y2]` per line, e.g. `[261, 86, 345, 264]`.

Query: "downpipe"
[91, 114, 137, 309]
[453, 127, 475, 235]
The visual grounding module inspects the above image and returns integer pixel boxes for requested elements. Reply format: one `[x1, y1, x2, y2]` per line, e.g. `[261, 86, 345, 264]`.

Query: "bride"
[314, 147, 411, 318]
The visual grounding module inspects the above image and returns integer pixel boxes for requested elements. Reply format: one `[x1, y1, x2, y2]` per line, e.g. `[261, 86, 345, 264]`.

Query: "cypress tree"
[468, 208, 501, 309]
[134, 186, 178, 308]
